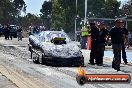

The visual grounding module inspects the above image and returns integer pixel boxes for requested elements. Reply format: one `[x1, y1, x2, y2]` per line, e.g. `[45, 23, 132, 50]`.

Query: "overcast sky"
[23, 0, 129, 15]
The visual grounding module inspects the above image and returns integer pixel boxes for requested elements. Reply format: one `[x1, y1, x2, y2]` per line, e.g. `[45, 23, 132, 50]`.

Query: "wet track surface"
[0, 37, 132, 88]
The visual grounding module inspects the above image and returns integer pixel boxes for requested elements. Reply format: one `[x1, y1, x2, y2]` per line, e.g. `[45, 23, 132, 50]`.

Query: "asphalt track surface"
[0, 37, 132, 88]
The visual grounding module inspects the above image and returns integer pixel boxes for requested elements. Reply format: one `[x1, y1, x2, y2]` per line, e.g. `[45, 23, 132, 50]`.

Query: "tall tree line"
[51, 0, 122, 32]
[1, 0, 132, 32]
[0, 0, 26, 24]
[42, 0, 132, 32]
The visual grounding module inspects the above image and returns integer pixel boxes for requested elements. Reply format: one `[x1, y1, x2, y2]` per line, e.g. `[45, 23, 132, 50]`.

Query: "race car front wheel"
[31, 51, 40, 64]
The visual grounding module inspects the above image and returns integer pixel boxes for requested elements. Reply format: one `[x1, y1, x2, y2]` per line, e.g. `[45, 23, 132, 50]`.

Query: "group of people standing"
[29, 26, 46, 36]
[89, 22, 108, 66]
[81, 19, 129, 71]
[3, 24, 23, 41]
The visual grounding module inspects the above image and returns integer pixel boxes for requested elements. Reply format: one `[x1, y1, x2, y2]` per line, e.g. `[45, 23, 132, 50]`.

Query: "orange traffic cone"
[87, 35, 91, 50]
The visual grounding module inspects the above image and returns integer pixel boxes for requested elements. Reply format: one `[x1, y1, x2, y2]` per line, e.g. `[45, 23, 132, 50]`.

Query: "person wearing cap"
[81, 23, 89, 49]
[109, 19, 125, 71]
[98, 22, 109, 66]
[89, 22, 100, 65]
[120, 20, 128, 64]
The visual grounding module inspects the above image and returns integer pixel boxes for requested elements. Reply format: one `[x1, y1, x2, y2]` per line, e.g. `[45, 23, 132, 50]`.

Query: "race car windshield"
[44, 32, 71, 42]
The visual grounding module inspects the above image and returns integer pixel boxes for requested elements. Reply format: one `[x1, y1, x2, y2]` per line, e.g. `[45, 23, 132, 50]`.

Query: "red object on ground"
[87, 35, 91, 50]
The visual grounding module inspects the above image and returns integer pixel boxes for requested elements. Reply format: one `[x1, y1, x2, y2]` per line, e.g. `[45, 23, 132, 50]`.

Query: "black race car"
[28, 31, 84, 66]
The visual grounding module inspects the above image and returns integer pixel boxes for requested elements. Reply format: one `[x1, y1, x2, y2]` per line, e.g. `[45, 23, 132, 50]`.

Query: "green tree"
[86, 0, 121, 18]
[51, 0, 65, 29]
[0, 0, 13, 24]
[0, 0, 26, 24]
[19, 13, 42, 27]
[40, 0, 52, 28]
[121, 0, 132, 32]
[87, 0, 105, 17]
[52, 0, 77, 32]
[13, 0, 26, 12]
[51, 0, 122, 33]
[121, 0, 132, 15]
[104, 0, 121, 18]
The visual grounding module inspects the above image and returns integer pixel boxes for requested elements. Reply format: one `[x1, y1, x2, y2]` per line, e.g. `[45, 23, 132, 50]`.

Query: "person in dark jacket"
[109, 19, 125, 71]
[89, 22, 100, 65]
[98, 22, 109, 65]
[120, 21, 129, 64]
[4, 25, 10, 40]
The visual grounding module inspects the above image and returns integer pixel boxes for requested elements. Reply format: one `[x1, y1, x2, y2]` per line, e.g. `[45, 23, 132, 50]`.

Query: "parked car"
[10, 25, 17, 38]
[28, 31, 84, 66]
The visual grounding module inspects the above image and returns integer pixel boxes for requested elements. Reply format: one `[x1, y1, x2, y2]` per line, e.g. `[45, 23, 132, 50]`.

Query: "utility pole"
[126, 15, 128, 29]
[75, 0, 77, 41]
[84, 0, 87, 25]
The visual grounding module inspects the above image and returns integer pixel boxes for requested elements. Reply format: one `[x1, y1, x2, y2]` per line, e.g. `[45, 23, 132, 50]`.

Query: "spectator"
[89, 22, 100, 65]
[109, 19, 125, 71]
[4, 24, 10, 40]
[98, 22, 109, 66]
[120, 20, 129, 64]
[81, 23, 89, 49]
[17, 27, 22, 41]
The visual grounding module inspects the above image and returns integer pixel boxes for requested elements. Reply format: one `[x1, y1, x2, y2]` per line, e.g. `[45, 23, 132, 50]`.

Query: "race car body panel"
[29, 31, 84, 66]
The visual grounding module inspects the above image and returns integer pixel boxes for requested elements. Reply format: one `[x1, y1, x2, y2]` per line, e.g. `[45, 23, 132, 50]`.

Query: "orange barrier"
[87, 35, 91, 50]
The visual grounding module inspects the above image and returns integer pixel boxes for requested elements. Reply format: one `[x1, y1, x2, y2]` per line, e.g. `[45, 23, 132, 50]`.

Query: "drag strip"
[0, 37, 132, 88]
